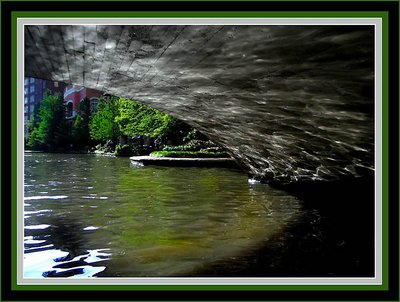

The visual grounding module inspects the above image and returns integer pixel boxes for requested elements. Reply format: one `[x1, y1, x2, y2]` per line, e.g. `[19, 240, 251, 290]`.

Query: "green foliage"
[90, 97, 196, 153]
[183, 129, 207, 142]
[72, 97, 92, 150]
[72, 115, 85, 148]
[115, 98, 174, 138]
[26, 104, 41, 148]
[162, 144, 198, 152]
[26, 128, 41, 149]
[27, 104, 41, 131]
[25, 91, 225, 155]
[26, 92, 70, 151]
[162, 139, 222, 152]
[150, 150, 229, 158]
[89, 97, 121, 142]
[78, 97, 92, 120]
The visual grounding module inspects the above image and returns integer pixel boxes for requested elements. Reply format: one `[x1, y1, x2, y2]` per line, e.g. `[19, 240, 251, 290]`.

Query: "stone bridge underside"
[25, 25, 375, 183]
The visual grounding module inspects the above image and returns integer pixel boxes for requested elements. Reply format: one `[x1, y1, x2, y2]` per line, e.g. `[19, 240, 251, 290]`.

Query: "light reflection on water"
[24, 153, 302, 278]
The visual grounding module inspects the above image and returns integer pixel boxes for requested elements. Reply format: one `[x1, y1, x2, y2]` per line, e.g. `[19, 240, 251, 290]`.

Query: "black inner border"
[1, 1, 399, 301]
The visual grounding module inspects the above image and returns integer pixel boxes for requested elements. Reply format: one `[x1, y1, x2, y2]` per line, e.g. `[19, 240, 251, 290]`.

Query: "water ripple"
[83, 226, 99, 231]
[25, 224, 51, 230]
[24, 195, 68, 201]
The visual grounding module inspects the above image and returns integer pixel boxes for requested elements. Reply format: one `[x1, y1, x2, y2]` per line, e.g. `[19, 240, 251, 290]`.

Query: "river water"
[23, 152, 374, 278]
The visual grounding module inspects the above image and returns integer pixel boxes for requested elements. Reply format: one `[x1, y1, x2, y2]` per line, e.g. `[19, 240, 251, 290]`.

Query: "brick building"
[24, 78, 103, 133]
[63, 85, 103, 119]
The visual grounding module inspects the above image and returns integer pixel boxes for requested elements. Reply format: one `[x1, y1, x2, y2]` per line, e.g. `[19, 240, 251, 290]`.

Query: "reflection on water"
[24, 153, 302, 277]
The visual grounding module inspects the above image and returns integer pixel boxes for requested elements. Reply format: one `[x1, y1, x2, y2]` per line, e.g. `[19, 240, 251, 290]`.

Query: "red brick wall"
[64, 85, 102, 115]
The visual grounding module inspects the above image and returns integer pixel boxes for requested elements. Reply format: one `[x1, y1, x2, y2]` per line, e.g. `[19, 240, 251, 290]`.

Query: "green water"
[24, 152, 302, 277]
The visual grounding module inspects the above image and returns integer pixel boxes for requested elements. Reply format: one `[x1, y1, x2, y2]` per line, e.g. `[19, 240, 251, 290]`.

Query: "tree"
[115, 98, 174, 138]
[72, 97, 92, 149]
[26, 104, 41, 148]
[26, 91, 70, 151]
[89, 97, 121, 143]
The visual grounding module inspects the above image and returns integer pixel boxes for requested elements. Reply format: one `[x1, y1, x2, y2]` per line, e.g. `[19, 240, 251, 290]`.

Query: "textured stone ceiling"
[25, 25, 375, 182]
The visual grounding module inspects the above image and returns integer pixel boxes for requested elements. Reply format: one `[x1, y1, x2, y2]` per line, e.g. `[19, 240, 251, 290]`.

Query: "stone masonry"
[25, 25, 375, 182]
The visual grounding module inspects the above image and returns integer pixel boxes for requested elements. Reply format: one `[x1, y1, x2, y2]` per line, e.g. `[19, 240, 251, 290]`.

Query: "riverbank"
[25, 149, 117, 156]
[130, 155, 240, 169]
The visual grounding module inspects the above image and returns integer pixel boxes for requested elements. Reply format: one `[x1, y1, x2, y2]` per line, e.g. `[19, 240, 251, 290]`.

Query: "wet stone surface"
[25, 25, 375, 182]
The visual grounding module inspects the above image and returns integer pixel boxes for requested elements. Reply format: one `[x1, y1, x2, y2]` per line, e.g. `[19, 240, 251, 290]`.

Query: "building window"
[24, 87, 28, 95]
[25, 107, 28, 113]
[90, 98, 99, 113]
[30, 95, 35, 104]
[30, 104, 35, 112]
[30, 85, 35, 93]
[25, 97, 28, 104]
[30, 78, 34, 84]
[25, 78, 29, 85]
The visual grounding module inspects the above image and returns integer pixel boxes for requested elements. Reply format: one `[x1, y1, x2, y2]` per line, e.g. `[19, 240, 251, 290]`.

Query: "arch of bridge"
[25, 24, 375, 182]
